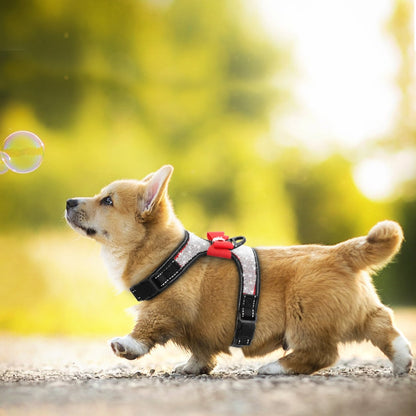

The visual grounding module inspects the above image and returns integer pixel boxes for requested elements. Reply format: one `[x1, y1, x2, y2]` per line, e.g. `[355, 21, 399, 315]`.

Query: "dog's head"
[65, 165, 175, 247]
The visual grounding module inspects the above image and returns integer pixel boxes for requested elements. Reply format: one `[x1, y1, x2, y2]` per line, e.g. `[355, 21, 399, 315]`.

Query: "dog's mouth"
[65, 209, 97, 237]
[79, 225, 97, 236]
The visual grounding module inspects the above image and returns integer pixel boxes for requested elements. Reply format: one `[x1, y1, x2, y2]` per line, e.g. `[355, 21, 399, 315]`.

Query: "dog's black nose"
[66, 199, 78, 210]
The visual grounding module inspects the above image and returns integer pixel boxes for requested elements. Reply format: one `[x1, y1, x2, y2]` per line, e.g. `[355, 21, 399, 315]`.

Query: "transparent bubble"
[0, 153, 8, 174]
[1, 131, 45, 174]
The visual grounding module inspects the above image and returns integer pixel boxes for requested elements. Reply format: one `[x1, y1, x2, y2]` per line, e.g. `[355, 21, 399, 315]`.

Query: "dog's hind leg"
[174, 353, 217, 375]
[363, 306, 412, 375]
[258, 343, 339, 375]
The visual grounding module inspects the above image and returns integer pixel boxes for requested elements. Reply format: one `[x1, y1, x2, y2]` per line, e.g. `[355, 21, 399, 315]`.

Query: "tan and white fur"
[65, 165, 413, 375]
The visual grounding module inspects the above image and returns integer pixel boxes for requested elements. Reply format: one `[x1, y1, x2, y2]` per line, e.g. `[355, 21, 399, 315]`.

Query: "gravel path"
[0, 336, 415, 416]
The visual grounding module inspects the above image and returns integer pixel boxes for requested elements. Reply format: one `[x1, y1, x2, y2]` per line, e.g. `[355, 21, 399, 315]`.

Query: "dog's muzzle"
[65, 199, 97, 236]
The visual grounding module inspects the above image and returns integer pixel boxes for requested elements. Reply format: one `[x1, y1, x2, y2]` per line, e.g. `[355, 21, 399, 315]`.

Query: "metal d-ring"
[228, 236, 246, 249]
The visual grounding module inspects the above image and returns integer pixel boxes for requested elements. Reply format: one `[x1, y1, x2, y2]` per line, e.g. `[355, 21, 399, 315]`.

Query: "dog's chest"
[101, 247, 128, 291]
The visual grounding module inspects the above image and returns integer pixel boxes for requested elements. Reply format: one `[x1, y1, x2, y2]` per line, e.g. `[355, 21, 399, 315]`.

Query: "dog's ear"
[142, 172, 154, 183]
[138, 165, 173, 219]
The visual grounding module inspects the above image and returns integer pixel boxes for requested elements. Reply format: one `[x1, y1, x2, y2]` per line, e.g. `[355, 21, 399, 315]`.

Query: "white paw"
[109, 335, 148, 360]
[258, 361, 287, 375]
[174, 356, 211, 375]
[392, 334, 413, 375]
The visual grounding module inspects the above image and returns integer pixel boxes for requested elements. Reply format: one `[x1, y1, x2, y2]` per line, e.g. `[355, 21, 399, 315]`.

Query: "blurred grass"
[0, 230, 133, 335]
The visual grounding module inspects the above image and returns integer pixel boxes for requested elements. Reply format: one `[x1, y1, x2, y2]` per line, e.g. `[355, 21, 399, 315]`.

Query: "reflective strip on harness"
[129, 231, 260, 347]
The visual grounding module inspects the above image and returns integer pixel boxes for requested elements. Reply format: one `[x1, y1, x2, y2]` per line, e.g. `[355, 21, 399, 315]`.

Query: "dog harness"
[130, 231, 261, 347]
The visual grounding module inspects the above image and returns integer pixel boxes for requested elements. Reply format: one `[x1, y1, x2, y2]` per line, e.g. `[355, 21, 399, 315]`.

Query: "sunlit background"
[0, 0, 415, 335]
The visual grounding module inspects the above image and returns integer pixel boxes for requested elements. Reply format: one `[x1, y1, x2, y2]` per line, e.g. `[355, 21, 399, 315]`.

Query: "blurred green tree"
[377, 0, 416, 305]
[283, 153, 390, 245]
[282, 0, 416, 305]
[0, 0, 413, 314]
[0, 0, 294, 245]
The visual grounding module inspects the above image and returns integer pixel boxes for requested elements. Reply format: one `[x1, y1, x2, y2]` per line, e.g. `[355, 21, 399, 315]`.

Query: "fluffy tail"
[338, 220, 404, 272]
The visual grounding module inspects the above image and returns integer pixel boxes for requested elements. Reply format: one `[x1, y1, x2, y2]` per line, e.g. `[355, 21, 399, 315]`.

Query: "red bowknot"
[207, 232, 233, 259]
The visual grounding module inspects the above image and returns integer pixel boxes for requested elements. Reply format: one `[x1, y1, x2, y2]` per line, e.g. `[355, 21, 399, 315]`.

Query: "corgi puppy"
[65, 165, 412, 375]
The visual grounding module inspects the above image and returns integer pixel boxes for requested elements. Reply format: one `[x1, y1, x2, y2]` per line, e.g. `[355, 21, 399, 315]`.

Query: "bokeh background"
[0, 0, 415, 335]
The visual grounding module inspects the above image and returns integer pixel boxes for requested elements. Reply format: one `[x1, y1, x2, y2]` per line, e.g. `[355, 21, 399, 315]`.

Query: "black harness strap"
[230, 249, 260, 346]
[129, 230, 260, 347]
[130, 231, 193, 301]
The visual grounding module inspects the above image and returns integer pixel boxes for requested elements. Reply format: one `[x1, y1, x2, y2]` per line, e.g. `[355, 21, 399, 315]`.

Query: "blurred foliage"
[283, 153, 392, 244]
[384, 199, 416, 305]
[0, 0, 294, 241]
[0, 0, 414, 334]
[376, 0, 416, 306]
[0, 230, 133, 335]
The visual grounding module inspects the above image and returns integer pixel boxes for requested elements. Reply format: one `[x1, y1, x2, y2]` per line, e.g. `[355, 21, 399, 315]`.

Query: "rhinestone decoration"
[175, 232, 210, 267]
[232, 245, 257, 295]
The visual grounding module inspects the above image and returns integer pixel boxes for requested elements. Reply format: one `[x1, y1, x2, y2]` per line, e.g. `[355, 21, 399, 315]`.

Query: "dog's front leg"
[110, 334, 150, 360]
[110, 312, 174, 360]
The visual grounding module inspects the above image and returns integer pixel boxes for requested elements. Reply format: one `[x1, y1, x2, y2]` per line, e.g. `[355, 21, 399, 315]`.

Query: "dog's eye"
[100, 196, 113, 206]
